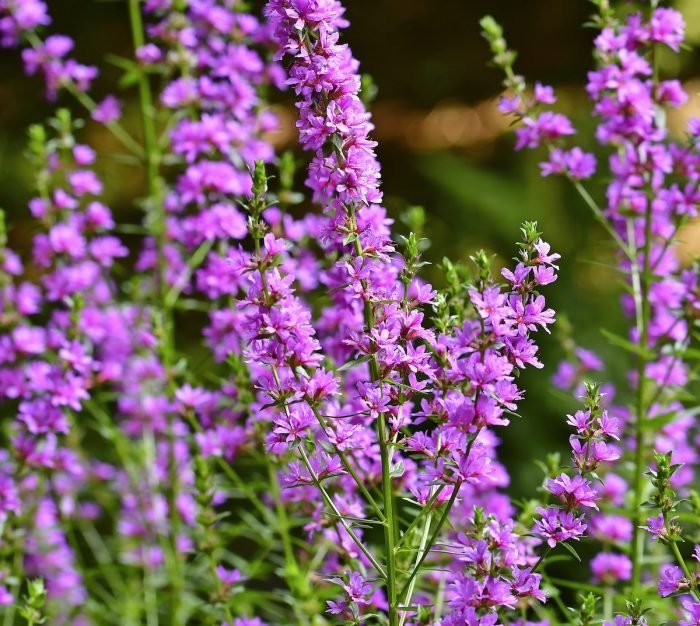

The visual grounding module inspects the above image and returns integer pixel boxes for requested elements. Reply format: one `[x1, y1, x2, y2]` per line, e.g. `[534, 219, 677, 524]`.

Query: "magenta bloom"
[546, 473, 599, 510]
[534, 507, 587, 548]
[590, 552, 632, 584]
[680, 600, 700, 626]
[658, 564, 684, 597]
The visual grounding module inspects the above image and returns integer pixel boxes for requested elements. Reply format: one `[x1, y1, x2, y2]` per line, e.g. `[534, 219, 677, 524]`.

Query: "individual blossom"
[590, 552, 632, 585]
[658, 564, 684, 597]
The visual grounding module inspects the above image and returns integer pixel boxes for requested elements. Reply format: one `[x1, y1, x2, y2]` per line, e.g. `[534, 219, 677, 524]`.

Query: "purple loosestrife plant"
[2, 0, 698, 624]
[484, 1, 700, 623]
[263, 1, 561, 624]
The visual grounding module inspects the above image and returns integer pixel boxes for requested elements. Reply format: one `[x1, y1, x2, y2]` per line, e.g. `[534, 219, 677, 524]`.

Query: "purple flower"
[680, 600, 700, 626]
[590, 552, 632, 584]
[642, 513, 670, 541]
[216, 566, 244, 587]
[136, 43, 162, 64]
[92, 95, 121, 124]
[547, 473, 598, 510]
[534, 507, 587, 547]
[648, 8, 685, 52]
[533, 82, 556, 104]
[658, 564, 683, 597]
[515, 112, 575, 150]
[540, 147, 596, 180]
[589, 514, 633, 543]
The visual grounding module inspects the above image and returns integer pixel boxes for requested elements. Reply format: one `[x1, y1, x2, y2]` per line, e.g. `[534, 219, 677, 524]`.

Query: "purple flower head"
[589, 514, 632, 543]
[534, 507, 587, 548]
[648, 8, 685, 52]
[642, 513, 672, 541]
[547, 473, 598, 510]
[680, 601, 700, 626]
[515, 112, 575, 150]
[590, 552, 632, 584]
[92, 96, 122, 124]
[658, 564, 684, 597]
[216, 566, 244, 587]
[533, 82, 556, 105]
[540, 147, 596, 180]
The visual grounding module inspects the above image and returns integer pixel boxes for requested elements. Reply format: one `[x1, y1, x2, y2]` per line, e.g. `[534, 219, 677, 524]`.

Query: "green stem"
[530, 545, 553, 575]
[297, 446, 387, 578]
[398, 502, 433, 626]
[128, 0, 159, 197]
[398, 481, 462, 601]
[378, 414, 398, 626]
[664, 514, 700, 601]
[66, 84, 144, 156]
[570, 178, 631, 259]
[22, 31, 143, 157]
[395, 485, 447, 551]
[250, 209, 381, 610]
[127, 1, 182, 622]
[630, 197, 653, 592]
[348, 204, 399, 626]
[3, 525, 24, 626]
[181, 412, 275, 525]
[263, 448, 308, 626]
[308, 404, 386, 521]
[603, 590, 613, 622]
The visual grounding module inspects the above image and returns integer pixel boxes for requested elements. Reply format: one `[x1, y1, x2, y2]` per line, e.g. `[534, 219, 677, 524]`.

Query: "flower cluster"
[1, 0, 697, 625]
[486, 2, 700, 623]
[0, 107, 133, 619]
[534, 385, 621, 571]
[0, 3, 100, 101]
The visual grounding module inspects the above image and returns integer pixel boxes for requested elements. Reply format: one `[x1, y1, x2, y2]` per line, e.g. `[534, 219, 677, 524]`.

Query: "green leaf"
[559, 541, 582, 562]
[642, 406, 700, 431]
[337, 354, 373, 372]
[600, 328, 655, 360]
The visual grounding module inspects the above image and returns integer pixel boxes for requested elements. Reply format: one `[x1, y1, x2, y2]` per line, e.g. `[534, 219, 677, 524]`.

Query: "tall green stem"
[630, 197, 653, 591]
[127, 1, 182, 622]
[378, 414, 398, 626]
[348, 205, 398, 626]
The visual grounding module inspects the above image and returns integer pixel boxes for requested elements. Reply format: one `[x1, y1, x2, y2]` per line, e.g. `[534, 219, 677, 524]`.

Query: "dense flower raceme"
[484, 3, 700, 622]
[534, 385, 624, 577]
[137, 0, 284, 294]
[491, 4, 699, 486]
[0, 111, 137, 619]
[262, 0, 563, 623]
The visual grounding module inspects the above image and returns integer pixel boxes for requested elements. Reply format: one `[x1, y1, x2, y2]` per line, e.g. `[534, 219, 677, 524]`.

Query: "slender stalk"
[603, 590, 613, 622]
[297, 446, 387, 578]
[22, 31, 143, 157]
[398, 481, 463, 600]
[2, 526, 24, 626]
[395, 485, 447, 550]
[249, 207, 381, 608]
[630, 195, 653, 592]
[181, 411, 275, 525]
[308, 404, 386, 521]
[570, 179, 631, 259]
[66, 84, 144, 156]
[378, 414, 399, 626]
[127, 0, 159, 198]
[127, 1, 182, 622]
[398, 503, 433, 626]
[663, 513, 700, 601]
[434, 575, 446, 623]
[348, 204, 399, 626]
[262, 445, 308, 626]
[530, 546, 553, 575]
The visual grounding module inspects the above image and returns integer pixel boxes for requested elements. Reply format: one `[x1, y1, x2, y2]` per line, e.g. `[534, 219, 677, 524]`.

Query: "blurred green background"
[1, 0, 699, 499]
